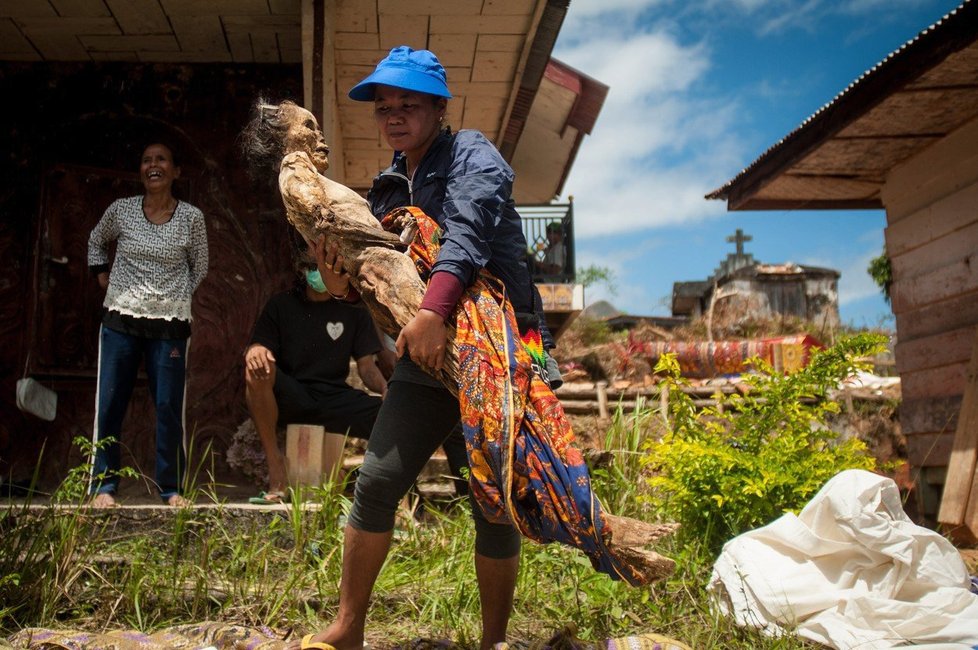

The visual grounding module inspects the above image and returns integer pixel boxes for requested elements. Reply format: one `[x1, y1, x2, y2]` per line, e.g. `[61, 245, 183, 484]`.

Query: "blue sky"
[551, 0, 964, 329]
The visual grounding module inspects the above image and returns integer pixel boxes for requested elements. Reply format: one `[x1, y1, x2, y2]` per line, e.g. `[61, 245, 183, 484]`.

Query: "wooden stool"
[285, 424, 346, 491]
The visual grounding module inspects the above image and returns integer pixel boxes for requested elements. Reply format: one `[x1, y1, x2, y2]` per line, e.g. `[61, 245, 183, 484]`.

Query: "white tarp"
[709, 470, 978, 649]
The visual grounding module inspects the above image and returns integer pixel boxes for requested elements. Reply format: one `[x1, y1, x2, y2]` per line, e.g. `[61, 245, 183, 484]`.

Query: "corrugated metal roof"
[707, 0, 976, 206]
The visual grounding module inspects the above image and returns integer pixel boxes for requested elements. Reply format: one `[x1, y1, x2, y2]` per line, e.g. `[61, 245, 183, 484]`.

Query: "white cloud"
[554, 24, 742, 237]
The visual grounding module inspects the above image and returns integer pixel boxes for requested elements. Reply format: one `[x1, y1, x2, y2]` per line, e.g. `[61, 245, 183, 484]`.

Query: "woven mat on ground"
[5, 623, 692, 650]
[5, 622, 288, 649]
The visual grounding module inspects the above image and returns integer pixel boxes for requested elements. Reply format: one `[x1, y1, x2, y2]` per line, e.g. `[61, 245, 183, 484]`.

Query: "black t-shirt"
[250, 289, 381, 388]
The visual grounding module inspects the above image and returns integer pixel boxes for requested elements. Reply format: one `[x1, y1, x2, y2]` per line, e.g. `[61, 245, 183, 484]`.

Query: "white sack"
[709, 469, 978, 649]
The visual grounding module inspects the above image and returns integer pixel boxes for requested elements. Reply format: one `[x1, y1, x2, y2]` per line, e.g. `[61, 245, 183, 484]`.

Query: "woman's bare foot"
[167, 494, 191, 507]
[90, 492, 118, 508]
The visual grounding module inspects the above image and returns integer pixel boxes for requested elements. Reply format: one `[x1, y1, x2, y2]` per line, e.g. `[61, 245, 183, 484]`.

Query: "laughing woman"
[86, 141, 209, 508]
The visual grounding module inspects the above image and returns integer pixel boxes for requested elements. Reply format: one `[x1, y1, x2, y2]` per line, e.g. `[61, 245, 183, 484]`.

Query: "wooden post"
[285, 424, 346, 492]
[938, 327, 978, 534]
[596, 380, 609, 420]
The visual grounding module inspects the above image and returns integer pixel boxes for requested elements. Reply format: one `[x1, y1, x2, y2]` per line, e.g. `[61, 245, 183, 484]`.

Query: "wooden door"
[29, 165, 143, 377]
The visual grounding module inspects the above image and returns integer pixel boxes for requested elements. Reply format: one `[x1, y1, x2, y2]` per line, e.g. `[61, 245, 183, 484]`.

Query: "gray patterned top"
[88, 196, 209, 322]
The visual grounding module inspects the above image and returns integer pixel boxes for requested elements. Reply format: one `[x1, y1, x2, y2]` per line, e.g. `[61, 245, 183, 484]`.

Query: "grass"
[0, 419, 818, 649]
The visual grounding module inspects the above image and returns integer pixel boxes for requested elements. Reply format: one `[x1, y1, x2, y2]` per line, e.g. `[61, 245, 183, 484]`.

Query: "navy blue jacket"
[368, 129, 534, 314]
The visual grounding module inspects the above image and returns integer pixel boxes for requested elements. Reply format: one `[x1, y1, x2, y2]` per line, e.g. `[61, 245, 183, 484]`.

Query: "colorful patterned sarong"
[382, 207, 648, 586]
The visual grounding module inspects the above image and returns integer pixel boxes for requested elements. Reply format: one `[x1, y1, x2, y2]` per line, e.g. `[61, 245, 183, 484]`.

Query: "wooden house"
[708, 0, 978, 532]
[0, 0, 604, 496]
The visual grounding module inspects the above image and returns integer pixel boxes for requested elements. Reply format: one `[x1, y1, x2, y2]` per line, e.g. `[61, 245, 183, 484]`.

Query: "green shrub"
[642, 333, 884, 550]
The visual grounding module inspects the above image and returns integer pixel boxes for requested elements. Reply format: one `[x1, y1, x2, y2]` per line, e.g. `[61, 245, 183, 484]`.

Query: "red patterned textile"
[639, 335, 822, 378]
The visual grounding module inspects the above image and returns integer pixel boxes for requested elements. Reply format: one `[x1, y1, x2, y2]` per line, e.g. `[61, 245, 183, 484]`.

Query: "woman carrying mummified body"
[244, 47, 676, 650]
[246, 62, 528, 646]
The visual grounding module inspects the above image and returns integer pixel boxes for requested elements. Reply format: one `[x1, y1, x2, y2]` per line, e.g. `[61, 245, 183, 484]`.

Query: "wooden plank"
[378, 0, 482, 14]
[471, 48, 520, 82]
[895, 290, 978, 341]
[80, 34, 179, 52]
[377, 13, 427, 51]
[482, 0, 536, 15]
[890, 253, 978, 314]
[428, 33, 476, 67]
[49, 0, 110, 17]
[0, 17, 39, 58]
[882, 116, 978, 224]
[104, 0, 169, 35]
[890, 218, 978, 280]
[884, 179, 978, 257]
[226, 31, 252, 62]
[895, 326, 976, 374]
[90, 50, 137, 61]
[335, 0, 376, 33]
[0, 0, 56, 16]
[336, 47, 388, 65]
[137, 49, 231, 62]
[429, 14, 531, 34]
[939, 328, 978, 527]
[447, 95, 466, 131]
[908, 432, 956, 468]
[269, 0, 299, 15]
[17, 16, 119, 34]
[26, 33, 88, 59]
[222, 14, 299, 33]
[250, 31, 280, 63]
[902, 395, 962, 436]
[444, 64, 471, 84]
[159, 0, 270, 15]
[280, 44, 301, 63]
[169, 15, 224, 52]
[335, 31, 379, 50]
[477, 33, 524, 52]
[901, 362, 969, 401]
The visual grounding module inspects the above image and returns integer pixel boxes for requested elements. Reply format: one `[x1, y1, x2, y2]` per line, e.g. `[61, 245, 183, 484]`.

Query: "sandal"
[249, 490, 289, 505]
[300, 634, 337, 650]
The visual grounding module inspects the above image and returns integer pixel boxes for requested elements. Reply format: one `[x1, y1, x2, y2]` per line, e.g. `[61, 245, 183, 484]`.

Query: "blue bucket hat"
[349, 46, 452, 102]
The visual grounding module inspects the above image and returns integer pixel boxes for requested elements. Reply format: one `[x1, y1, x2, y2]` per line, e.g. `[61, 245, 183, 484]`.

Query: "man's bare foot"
[90, 492, 118, 508]
[167, 494, 191, 507]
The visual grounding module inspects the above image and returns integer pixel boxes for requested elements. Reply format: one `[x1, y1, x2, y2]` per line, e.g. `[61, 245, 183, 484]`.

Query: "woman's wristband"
[328, 286, 351, 300]
[329, 284, 361, 302]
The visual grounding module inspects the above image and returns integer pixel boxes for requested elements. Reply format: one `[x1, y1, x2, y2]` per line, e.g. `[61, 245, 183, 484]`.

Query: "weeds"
[0, 334, 887, 650]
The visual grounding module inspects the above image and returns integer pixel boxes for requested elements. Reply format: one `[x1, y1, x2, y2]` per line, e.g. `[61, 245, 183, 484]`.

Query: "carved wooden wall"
[0, 62, 302, 496]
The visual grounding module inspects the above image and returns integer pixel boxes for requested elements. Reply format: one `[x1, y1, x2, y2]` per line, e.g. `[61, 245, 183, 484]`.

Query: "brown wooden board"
[938, 327, 978, 528]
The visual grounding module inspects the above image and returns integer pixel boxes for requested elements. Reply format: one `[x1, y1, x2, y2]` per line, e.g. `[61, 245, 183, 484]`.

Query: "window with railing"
[518, 200, 575, 284]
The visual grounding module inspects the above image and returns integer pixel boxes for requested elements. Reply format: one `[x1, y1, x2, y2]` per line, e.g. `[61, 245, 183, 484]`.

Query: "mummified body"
[248, 101, 459, 384]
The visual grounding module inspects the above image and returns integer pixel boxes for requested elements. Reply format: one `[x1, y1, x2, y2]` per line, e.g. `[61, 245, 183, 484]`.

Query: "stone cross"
[726, 228, 752, 256]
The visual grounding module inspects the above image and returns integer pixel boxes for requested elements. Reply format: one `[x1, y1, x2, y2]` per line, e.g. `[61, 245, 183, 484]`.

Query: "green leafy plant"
[642, 333, 884, 550]
[868, 251, 892, 304]
[577, 264, 617, 296]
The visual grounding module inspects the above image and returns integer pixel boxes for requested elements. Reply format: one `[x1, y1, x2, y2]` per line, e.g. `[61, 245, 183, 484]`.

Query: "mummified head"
[242, 99, 330, 175]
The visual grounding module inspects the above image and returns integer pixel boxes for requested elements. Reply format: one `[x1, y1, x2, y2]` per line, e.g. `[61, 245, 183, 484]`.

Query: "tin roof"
[707, 0, 978, 211]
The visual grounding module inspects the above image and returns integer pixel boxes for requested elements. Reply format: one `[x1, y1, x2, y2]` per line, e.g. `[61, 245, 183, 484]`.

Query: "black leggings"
[348, 379, 521, 559]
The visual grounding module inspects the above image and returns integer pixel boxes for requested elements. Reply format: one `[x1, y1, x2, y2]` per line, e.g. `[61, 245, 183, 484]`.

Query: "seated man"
[536, 221, 566, 277]
[243, 242, 387, 503]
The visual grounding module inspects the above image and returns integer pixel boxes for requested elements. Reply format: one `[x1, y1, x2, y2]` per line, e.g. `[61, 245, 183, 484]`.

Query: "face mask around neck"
[305, 268, 328, 293]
